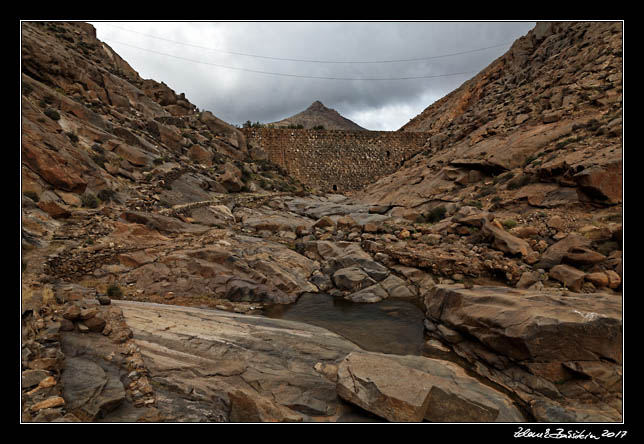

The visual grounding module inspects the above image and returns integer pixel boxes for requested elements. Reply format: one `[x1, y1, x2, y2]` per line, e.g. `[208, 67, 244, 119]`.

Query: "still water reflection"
[262, 292, 426, 356]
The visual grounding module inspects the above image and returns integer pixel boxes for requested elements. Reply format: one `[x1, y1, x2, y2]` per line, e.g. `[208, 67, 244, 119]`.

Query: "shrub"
[424, 205, 447, 223]
[477, 184, 496, 197]
[91, 154, 107, 169]
[43, 108, 60, 121]
[464, 200, 483, 209]
[65, 131, 79, 143]
[22, 83, 33, 96]
[81, 193, 100, 208]
[502, 219, 518, 229]
[106, 284, 123, 299]
[97, 188, 116, 203]
[493, 171, 515, 185]
[507, 174, 533, 190]
[23, 191, 39, 202]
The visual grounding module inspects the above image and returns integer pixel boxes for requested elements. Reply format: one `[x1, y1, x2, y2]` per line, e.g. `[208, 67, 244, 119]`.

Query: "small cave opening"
[332, 184, 338, 192]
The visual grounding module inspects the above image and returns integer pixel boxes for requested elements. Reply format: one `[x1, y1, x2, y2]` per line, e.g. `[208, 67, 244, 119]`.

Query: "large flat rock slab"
[115, 300, 362, 421]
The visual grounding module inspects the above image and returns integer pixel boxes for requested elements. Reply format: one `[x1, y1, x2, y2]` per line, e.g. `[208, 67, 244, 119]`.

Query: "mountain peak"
[307, 100, 326, 110]
[270, 100, 367, 131]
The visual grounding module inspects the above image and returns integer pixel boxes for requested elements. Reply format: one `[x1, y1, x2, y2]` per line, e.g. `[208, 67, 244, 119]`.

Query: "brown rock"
[563, 247, 606, 266]
[574, 161, 622, 204]
[28, 358, 60, 371]
[481, 221, 531, 257]
[537, 234, 591, 269]
[313, 216, 335, 229]
[83, 315, 107, 332]
[80, 307, 98, 320]
[336, 352, 435, 422]
[585, 272, 609, 288]
[363, 222, 378, 233]
[546, 215, 566, 232]
[114, 143, 152, 167]
[21, 137, 87, 194]
[62, 303, 81, 321]
[605, 270, 621, 289]
[549, 264, 586, 292]
[37, 200, 71, 219]
[30, 396, 65, 412]
[187, 144, 212, 164]
[228, 388, 303, 422]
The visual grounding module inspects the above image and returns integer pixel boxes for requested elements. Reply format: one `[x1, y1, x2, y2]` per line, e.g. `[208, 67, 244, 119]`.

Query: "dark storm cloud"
[91, 21, 536, 130]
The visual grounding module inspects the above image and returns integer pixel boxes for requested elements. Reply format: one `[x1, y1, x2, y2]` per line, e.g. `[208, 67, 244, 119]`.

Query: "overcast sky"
[90, 21, 536, 130]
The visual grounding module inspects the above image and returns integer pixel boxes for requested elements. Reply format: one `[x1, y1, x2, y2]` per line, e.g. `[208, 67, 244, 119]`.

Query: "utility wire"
[103, 38, 480, 81]
[98, 23, 514, 64]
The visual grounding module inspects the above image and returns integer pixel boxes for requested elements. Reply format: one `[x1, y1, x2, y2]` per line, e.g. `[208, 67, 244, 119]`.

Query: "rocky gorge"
[21, 21, 622, 424]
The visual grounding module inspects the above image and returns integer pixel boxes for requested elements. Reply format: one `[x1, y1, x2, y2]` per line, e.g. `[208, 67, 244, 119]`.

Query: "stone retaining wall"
[241, 128, 430, 192]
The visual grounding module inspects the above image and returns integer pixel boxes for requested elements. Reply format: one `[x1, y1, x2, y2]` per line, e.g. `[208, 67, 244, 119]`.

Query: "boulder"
[549, 264, 586, 292]
[537, 233, 591, 269]
[336, 351, 524, 422]
[228, 388, 303, 423]
[336, 351, 434, 422]
[574, 161, 622, 204]
[332, 266, 376, 291]
[562, 247, 607, 266]
[22, 135, 87, 194]
[345, 283, 388, 303]
[61, 357, 125, 420]
[481, 221, 532, 257]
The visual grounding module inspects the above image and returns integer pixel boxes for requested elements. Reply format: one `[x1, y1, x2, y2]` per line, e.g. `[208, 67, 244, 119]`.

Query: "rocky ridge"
[21, 21, 622, 423]
[361, 21, 622, 211]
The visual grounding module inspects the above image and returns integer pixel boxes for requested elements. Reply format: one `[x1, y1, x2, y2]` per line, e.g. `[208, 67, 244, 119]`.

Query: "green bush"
[65, 131, 79, 143]
[81, 193, 100, 208]
[464, 200, 483, 209]
[23, 191, 39, 202]
[44, 108, 60, 121]
[97, 188, 116, 203]
[424, 205, 447, 223]
[106, 284, 123, 299]
[502, 219, 518, 229]
[507, 174, 533, 190]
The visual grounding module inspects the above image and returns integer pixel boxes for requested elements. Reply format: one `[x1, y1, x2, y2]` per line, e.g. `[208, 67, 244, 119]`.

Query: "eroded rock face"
[423, 285, 622, 421]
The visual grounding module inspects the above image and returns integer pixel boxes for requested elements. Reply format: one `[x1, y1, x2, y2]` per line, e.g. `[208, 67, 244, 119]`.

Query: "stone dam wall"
[241, 128, 430, 192]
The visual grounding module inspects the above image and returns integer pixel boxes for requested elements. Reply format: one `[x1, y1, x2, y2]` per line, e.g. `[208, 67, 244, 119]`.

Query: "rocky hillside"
[360, 21, 622, 211]
[21, 21, 622, 424]
[269, 100, 367, 130]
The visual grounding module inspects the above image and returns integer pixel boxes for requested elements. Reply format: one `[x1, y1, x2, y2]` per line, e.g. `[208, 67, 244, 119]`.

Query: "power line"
[98, 23, 514, 64]
[103, 38, 480, 81]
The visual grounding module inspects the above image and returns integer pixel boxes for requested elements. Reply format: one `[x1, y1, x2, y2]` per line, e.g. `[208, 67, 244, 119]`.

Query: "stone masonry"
[241, 128, 430, 192]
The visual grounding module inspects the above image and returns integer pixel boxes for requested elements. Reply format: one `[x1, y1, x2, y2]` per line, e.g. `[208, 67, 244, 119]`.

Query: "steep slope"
[21, 21, 306, 251]
[358, 21, 622, 213]
[269, 100, 367, 130]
